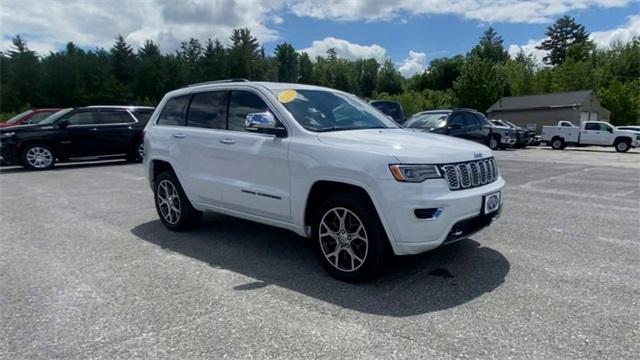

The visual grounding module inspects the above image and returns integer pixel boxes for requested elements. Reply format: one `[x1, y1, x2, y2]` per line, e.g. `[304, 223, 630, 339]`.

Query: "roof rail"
[184, 79, 249, 88]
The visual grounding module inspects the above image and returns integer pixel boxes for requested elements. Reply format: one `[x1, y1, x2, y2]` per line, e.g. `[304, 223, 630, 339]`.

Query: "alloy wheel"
[617, 142, 628, 152]
[25, 146, 53, 169]
[157, 179, 181, 224]
[319, 207, 368, 272]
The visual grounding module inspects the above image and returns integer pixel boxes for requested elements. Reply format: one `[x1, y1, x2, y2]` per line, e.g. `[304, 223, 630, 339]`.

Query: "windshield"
[271, 89, 399, 132]
[5, 110, 33, 125]
[404, 113, 449, 129]
[503, 120, 518, 128]
[39, 108, 73, 125]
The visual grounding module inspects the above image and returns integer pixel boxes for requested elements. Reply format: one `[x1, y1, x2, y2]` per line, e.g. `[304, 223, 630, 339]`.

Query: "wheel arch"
[302, 179, 395, 244]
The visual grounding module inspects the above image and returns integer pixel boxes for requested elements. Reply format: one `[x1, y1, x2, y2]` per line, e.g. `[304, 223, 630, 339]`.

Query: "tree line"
[1, 16, 638, 125]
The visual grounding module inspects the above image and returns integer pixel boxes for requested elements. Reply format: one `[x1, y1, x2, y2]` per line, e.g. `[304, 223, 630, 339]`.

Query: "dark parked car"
[369, 100, 405, 123]
[491, 119, 531, 148]
[404, 109, 516, 150]
[0, 106, 154, 170]
[0, 108, 63, 128]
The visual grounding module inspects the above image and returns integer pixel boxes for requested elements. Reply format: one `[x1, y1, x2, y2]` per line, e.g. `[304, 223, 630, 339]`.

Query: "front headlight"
[389, 164, 442, 182]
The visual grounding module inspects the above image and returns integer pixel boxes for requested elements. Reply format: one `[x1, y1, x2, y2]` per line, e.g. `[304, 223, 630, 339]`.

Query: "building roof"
[487, 90, 594, 112]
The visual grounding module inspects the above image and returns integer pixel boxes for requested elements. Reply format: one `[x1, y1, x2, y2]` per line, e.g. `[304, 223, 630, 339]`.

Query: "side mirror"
[607, 127, 613, 133]
[245, 112, 286, 137]
[58, 119, 70, 128]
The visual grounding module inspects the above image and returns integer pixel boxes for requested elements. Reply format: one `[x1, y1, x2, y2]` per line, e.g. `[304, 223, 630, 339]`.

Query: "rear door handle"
[173, 133, 185, 138]
[90, 127, 98, 131]
[219, 138, 235, 145]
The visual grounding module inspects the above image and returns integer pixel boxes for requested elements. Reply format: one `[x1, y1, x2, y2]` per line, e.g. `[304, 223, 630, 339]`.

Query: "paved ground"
[1, 147, 639, 359]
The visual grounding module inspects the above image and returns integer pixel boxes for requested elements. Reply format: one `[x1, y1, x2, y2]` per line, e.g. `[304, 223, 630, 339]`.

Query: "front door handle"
[173, 133, 185, 138]
[219, 138, 236, 145]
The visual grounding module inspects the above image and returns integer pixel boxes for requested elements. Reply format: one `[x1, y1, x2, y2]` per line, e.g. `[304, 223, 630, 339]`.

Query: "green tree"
[273, 42, 299, 82]
[178, 38, 203, 83]
[135, 40, 165, 103]
[469, 27, 509, 64]
[412, 55, 464, 91]
[201, 39, 227, 81]
[356, 58, 379, 98]
[298, 52, 314, 84]
[537, 16, 592, 66]
[110, 35, 135, 85]
[227, 28, 260, 79]
[453, 59, 504, 111]
[377, 59, 403, 95]
[2, 36, 44, 111]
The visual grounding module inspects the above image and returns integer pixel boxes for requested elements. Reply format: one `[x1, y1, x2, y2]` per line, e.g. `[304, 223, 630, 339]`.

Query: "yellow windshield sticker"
[278, 89, 297, 103]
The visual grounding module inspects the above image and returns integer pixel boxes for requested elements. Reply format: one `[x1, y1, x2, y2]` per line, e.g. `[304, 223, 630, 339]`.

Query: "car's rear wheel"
[313, 194, 387, 282]
[551, 138, 565, 150]
[128, 141, 144, 162]
[21, 144, 56, 170]
[154, 171, 202, 231]
[614, 139, 630, 153]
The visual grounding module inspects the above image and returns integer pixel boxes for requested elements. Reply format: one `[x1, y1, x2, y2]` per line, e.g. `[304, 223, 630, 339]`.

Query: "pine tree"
[298, 52, 314, 84]
[469, 27, 509, 64]
[201, 39, 227, 81]
[110, 35, 135, 85]
[377, 59, 403, 95]
[274, 42, 299, 82]
[227, 28, 260, 79]
[537, 16, 593, 66]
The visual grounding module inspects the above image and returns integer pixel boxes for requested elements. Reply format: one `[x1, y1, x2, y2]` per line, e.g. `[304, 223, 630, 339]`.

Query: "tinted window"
[187, 91, 228, 129]
[404, 113, 448, 129]
[132, 110, 154, 124]
[473, 112, 490, 126]
[157, 95, 190, 126]
[450, 114, 463, 127]
[462, 112, 479, 127]
[228, 91, 269, 132]
[95, 111, 133, 124]
[27, 111, 56, 124]
[585, 122, 599, 131]
[66, 112, 96, 125]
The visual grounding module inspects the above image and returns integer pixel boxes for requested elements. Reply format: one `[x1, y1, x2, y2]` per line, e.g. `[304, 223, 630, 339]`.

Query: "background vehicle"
[144, 81, 504, 282]
[0, 108, 63, 128]
[617, 125, 640, 134]
[0, 106, 154, 170]
[542, 120, 640, 152]
[491, 119, 532, 148]
[369, 100, 405, 123]
[404, 109, 515, 150]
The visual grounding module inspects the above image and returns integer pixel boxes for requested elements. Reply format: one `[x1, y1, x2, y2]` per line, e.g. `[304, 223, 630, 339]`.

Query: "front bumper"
[0, 142, 19, 166]
[375, 175, 505, 255]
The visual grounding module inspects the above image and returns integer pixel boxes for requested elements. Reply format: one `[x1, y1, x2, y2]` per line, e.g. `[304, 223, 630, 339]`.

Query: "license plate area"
[483, 191, 501, 215]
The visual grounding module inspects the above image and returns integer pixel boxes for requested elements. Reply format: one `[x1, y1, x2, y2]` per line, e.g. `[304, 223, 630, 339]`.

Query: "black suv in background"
[491, 119, 531, 148]
[370, 100, 406, 123]
[404, 109, 516, 150]
[0, 106, 154, 170]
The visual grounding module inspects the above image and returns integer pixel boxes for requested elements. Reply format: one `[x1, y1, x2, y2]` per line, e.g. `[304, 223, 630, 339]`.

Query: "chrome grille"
[440, 158, 498, 191]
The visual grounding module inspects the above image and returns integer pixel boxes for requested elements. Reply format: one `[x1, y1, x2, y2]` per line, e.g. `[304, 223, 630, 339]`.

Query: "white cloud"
[301, 37, 387, 61]
[591, 14, 640, 47]
[287, 0, 633, 24]
[398, 51, 427, 77]
[0, 0, 286, 54]
[508, 14, 640, 63]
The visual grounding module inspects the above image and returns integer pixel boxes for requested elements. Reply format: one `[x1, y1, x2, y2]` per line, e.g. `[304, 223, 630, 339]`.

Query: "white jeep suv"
[144, 80, 505, 282]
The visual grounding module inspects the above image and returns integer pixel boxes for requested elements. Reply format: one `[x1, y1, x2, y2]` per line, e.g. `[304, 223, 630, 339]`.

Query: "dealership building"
[487, 90, 611, 133]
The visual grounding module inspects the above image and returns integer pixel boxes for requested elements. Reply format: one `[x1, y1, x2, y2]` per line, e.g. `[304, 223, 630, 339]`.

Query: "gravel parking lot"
[1, 147, 639, 359]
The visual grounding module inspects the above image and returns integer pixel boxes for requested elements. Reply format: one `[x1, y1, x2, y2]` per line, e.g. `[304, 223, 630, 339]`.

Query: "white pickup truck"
[541, 121, 640, 152]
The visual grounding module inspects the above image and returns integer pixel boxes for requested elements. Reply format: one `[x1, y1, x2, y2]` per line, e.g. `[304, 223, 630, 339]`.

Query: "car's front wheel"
[21, 144, 56, 170]
[489, 135, 500, 150]
[154, 171, 202, 231]
[313, 194, 387, 282]
[551, 138, 565, 150]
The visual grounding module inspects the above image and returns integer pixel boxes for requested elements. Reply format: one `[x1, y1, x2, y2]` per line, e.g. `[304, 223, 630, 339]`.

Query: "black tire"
[313, 193, 387, 282]
[128, 140, 144, 162]
[614, 139, 631, 153]
[21, 143, 56, 170]
[551, 138, 565, 150]
[154, 171, 202, 231]
[488, 135, 500, 150]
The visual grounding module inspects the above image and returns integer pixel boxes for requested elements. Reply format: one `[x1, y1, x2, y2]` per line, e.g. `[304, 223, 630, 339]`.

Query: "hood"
[317, 129, 492, 164]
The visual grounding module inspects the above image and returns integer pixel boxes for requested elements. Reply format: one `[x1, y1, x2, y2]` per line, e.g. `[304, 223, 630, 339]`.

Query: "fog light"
[414, 208, 443, 220]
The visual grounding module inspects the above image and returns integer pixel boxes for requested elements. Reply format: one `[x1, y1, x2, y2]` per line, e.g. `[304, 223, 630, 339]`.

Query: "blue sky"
[1, 0, 639, 76]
